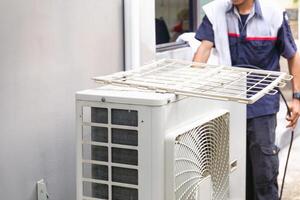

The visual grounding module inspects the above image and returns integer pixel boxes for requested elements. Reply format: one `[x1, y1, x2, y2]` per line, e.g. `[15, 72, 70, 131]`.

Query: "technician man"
[193, 0, 300, 199]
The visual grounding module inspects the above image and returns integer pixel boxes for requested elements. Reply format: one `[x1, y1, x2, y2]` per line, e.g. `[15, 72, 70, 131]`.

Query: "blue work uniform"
[195, 1, 297, 199]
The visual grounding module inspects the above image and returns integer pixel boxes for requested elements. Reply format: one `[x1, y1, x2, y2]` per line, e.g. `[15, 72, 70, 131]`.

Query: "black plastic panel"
[112, 128, 138, 146]
[91, 146, 108, 162]
[83, 182, 108, 199]
[83, 163, 108, 181]
[91, 107, 108, 124]
[112, 186, 138, 200]
[112, 167, 138, 185]
[111, 109, 138, 127]
[91, 127, 108, 143]
[112, 148, 138, 166]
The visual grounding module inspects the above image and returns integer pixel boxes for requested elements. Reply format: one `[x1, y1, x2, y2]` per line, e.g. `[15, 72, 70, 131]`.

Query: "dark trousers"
[246, 114, 280, 200]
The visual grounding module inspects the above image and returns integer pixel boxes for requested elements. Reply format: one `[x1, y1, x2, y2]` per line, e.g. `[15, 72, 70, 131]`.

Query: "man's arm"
[275, 12, 300, 128]
[193, 15, 214, 63]
[193, 40, 214, 63]
[287, 52, 300, 128]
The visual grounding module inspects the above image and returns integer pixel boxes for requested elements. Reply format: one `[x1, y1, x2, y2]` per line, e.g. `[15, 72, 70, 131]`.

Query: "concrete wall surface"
[0, 0, 124, 199]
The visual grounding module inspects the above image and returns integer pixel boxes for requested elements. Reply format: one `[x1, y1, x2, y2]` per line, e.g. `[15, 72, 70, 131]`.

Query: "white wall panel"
[0, 0, 123, 199]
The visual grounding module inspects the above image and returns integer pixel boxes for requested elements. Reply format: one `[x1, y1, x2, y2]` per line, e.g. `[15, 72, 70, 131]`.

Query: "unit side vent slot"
[112, 186, 138, 200]
[112, 109, 138, 127]
[112, 128, 138, 146]
[83, 126, 109, 143]
[81, 106, 139, 200]
[112, 148, 138, 166]
[83, 181, 108, 199]
[83, 163, 108, 181]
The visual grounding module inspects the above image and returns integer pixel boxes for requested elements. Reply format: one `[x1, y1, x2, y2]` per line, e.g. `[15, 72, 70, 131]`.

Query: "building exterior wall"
[0, 0, 124, 199]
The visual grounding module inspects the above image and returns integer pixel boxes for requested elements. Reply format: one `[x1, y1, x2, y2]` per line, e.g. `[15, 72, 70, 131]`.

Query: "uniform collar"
[226, 0, 263, 18]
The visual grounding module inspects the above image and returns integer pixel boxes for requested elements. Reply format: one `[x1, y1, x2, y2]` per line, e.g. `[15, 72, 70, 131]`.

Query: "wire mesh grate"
[93, 59, 292, 104]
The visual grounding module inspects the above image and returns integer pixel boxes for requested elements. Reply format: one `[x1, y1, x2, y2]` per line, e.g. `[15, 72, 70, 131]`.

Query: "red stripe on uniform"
[228, 33, 240, 37]
[246, 37, 278, 41]
[228, 33, 278, 41]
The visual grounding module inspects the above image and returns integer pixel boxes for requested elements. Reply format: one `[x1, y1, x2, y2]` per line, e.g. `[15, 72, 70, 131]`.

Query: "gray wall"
[0, 0, 124, 199]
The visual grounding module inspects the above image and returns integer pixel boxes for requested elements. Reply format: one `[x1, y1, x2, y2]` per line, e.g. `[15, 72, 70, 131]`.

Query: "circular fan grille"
[174, 113, 230, 200]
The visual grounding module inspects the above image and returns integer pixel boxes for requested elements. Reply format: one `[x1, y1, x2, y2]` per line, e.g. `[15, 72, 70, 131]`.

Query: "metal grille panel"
[173, 113, 230, 200]
[93, 59, 292, 104]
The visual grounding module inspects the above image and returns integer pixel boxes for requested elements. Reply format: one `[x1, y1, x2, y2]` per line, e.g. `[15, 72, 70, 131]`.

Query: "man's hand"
[287, 52, 300, 129]
[286, 98, 300, 129]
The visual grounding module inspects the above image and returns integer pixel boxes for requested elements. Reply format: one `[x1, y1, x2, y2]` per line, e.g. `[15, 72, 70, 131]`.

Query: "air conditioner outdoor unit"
[76, 59, 291, 200]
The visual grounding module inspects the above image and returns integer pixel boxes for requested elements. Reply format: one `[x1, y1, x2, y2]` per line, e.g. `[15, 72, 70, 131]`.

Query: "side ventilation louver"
[81, 107, 139, 200]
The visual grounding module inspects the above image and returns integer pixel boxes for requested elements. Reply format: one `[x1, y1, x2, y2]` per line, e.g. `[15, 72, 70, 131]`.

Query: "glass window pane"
[155, 0, 195, 44]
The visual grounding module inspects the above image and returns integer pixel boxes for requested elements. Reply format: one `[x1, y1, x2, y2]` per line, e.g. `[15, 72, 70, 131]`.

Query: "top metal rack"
[93, 59, 292, 104]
